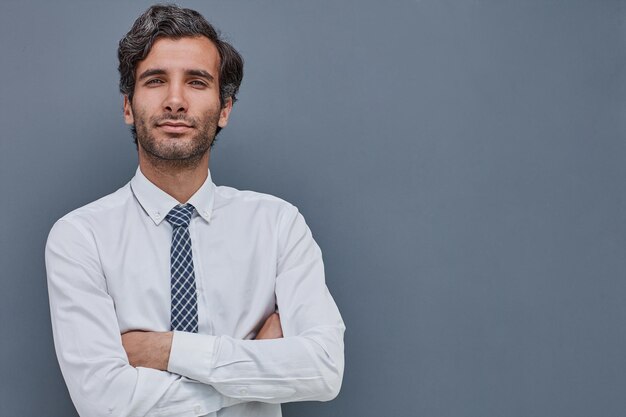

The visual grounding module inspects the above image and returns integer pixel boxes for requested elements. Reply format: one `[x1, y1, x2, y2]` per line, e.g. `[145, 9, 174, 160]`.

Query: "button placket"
[189, 216, 214, 335]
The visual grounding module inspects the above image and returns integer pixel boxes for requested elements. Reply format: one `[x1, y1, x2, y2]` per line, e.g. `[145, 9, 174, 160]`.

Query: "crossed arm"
[122, 313, 284, 371]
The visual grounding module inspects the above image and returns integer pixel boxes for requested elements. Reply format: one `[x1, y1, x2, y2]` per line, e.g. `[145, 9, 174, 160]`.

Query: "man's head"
[118, 4, 243, 147]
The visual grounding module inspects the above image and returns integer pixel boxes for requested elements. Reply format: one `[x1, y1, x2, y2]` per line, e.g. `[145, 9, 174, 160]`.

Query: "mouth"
[157, 121, 193, 133]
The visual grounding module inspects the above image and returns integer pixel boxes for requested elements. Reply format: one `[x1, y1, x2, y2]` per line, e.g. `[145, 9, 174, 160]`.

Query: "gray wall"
[1, 1, 625, 416]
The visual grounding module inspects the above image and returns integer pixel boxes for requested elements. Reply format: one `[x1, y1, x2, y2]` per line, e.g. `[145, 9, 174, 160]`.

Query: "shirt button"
[239, 388, 248, 395]
[194, 405, 202, 414]
[154, 212, 161, 218]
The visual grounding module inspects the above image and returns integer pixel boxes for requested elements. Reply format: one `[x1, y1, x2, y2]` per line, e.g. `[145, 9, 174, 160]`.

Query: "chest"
[97, 218, 279, 337]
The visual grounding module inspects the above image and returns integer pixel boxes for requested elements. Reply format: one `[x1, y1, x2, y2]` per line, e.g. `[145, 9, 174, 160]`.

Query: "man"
[45, 4, 345, 417]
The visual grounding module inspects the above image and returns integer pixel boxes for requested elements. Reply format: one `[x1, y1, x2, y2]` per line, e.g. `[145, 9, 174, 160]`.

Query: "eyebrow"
[186, 69, 215, 82]
[138, 68, 215, 82]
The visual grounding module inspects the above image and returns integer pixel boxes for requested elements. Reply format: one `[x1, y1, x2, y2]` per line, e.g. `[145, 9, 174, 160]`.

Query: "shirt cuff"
[167, 331, 219, 380]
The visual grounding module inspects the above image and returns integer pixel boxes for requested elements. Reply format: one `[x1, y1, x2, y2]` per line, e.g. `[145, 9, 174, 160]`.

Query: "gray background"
[1, 0, 625, 416]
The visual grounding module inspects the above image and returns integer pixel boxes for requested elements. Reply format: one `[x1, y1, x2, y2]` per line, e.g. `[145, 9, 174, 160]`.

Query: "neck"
[138, 150, 210, 204]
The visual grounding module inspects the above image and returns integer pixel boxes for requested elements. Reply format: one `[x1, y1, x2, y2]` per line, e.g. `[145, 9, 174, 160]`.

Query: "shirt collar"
[130, 166, 215, 225]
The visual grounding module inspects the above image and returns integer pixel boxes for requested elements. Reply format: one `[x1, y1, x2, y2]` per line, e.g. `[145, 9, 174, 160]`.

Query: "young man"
[45, 4, 345, 417]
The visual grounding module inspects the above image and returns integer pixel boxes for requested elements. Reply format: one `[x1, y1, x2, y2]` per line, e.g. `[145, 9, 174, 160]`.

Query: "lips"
[159, 122, 191, 127]
[157, 121, 193, 133]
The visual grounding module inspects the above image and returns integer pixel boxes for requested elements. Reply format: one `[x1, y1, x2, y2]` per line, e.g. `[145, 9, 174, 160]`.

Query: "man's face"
[123, 36, 232, 163]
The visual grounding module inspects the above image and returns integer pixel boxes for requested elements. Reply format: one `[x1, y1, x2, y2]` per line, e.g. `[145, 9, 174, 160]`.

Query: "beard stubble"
[133, 107, 220, 169]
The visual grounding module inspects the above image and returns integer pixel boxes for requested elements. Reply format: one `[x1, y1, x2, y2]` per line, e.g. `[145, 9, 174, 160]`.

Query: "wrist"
[160, 331, 174, 371]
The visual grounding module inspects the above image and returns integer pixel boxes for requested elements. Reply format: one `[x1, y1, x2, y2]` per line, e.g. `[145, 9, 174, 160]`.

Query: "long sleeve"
[45, 219, 240, 417]
[167, 206, 345, 403]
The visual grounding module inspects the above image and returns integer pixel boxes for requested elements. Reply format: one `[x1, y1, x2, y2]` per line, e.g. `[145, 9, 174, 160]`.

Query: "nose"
[163, 82, 188, 114]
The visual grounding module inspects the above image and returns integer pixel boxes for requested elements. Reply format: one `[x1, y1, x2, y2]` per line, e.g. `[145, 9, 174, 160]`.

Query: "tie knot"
[166, 204, 195, 228]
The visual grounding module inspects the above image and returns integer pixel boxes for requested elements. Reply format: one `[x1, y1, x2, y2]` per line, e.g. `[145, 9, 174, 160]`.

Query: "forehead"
[137, 36, 220, 76]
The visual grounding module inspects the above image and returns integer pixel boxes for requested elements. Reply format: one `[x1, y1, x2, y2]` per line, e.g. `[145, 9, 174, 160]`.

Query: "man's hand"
[255, 312, 283, 340]
[121, 331, 173, 371]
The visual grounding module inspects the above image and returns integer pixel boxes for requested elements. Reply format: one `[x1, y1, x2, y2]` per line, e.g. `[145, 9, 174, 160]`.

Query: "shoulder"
[214, 184, 298, 214]
[212, 185, 314, 246]
[215, 184, 291, 205]
[211, 185, 305, 232]
[48, 183, 133, 238]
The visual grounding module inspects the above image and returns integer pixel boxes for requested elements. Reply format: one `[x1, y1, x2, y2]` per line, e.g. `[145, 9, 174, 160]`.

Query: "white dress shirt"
[45, 167, 345, 417]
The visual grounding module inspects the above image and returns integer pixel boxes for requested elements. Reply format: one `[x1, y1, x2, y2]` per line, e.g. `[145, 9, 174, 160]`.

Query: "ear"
[123, 95, 134, 125]
[218, 97, 233, 128]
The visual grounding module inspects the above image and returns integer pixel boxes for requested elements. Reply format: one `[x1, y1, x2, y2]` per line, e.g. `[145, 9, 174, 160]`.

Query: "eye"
[146, 79, 164, 85]
[189, 80, 207, 87]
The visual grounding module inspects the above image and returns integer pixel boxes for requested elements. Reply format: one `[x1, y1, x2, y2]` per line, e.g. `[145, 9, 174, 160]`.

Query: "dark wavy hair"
[118, 4, 243, 141]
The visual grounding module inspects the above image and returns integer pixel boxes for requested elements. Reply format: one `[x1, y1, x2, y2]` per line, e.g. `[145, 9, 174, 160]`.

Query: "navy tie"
[166, 204, 198, 333]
